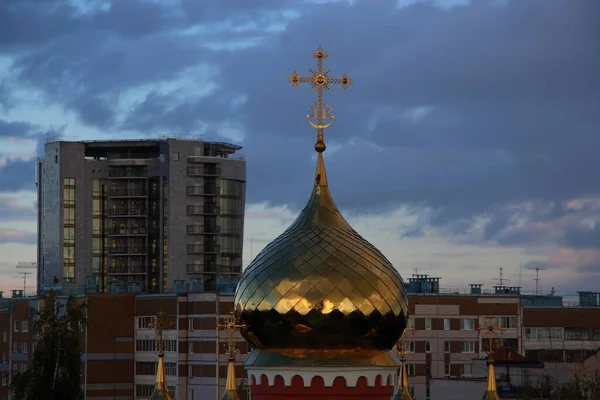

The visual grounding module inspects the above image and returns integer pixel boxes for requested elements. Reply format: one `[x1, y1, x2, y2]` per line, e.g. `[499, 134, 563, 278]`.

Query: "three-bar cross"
[149, 310, 175, 354]
[396, 328, 415, 360]
[477, 315, 505, 362]
[218, 312, 248, 359]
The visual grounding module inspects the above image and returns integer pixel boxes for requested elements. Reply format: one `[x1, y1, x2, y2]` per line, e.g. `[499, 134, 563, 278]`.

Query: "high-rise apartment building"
[36, 138, 246, 294]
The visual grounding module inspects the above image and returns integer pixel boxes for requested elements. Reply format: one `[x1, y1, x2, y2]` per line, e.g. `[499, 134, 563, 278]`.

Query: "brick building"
[0, 278, 599, 400]
[0, 291, 248, 400]
[404, 278, 521, 399]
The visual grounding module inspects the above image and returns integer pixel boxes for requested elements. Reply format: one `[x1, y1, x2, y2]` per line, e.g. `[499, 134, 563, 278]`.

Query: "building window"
[496, 316, 518, 329]
[407, 318, 415, 330]
[461, 363, 473, 376]
[22, 342, 27, 353]
[164, 362, 177, 376]
[525, 327, 563, 340]
[444, 341, 450, 353]
[188, 318, 194, 331]
[444, 363, 450, 377]
[173, 152, 180, 161]
[425, 341, 431, 353]
[426, 386, 431, 400]
[425, 364, 431, 377]
[22, 321, 28, 332]
[461, 318, 475, 330]
[13, 320, 19, 332]
[443, 318, 450, 330]
[136, 384, 154, 398]
[135, 339, 177, 353]
[2, 352, 6, 363]
[407, 341, 415, 353]
[63, 177, 76, 280]
[425, 318, 432, 330]
[1, 374, 6, 386]
[461, 341, 475, 353]
[20, 363, 26, 372]
[409, 387, 415, 397]
[2, 332, 6, 342]
[13, 342, 18, 353]
[407, 364, 415, 376]
[137, 316, 156, 329]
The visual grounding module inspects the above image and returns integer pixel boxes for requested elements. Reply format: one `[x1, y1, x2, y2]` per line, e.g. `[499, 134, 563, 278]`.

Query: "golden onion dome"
[234, 152, 408, 352]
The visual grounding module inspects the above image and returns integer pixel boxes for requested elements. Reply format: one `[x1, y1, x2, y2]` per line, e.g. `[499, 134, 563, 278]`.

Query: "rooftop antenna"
[528, 266, 547, 295]
[492, 268, 510, 287]
[16, 261, 37, 270]
[18, 272, 32, 292]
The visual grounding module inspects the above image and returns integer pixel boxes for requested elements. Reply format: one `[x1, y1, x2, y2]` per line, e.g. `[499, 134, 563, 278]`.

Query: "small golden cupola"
[219, 313, 247, 400]
[392, 331, 414, 400]
[234, 46, 408, 360]
[479, 315, 503, 400]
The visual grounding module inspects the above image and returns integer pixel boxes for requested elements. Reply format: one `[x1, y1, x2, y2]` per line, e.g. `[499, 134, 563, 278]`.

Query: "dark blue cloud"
[0, 0, 599, 244]
[0, 158, 36, 192]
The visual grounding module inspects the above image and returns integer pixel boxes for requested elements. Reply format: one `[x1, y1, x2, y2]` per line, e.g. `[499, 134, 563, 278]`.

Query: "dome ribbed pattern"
[235, 153, 408, 351]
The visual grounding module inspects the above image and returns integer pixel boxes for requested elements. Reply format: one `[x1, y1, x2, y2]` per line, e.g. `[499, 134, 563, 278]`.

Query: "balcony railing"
[108, 208, 148, 216]
[186, 205, 221, 216]
[108, 226, 148, 235]
[108, 189, 148, 197]
[186, 264, 220, 274]
[186, 225, 221, 234]
[108, 169, 147, 178]
[186, 244, 221, 254]
[186, 165, 221, 176]
[107, 246, 148, 255]
[108, 266, 147, 274]
[204, 186, 220, 195]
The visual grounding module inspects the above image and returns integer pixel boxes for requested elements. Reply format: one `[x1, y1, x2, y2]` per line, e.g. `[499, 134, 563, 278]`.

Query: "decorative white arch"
[246, 366, 396, 388]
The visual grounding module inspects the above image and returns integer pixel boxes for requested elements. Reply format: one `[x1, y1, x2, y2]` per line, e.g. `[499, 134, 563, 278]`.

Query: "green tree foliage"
[10, 291, 88, 400]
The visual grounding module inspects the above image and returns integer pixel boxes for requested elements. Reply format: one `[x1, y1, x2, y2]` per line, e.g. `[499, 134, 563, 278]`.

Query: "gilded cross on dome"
[287, 45, 353, 153]
[218, 312, 248, 357]
[477, 314, 505, 361]
[148, 310, 174, 353]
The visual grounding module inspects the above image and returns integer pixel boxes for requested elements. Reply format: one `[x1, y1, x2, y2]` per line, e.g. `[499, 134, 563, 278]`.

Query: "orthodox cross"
[218, 312, 248, 359]
[287, 46, 353, 152]
[149, 310, 174, 353]
[477, 315, 505, 362]
[397, 328, 415, 358]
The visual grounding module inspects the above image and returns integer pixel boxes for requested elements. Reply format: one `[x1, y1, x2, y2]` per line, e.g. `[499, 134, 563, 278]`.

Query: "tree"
[11, 291, 88, 400]
[551, 372, 600, 400]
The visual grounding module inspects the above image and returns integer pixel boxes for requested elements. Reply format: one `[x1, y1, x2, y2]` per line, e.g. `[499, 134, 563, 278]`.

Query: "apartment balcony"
[108, 188, 148, 197]
[108, 226, 148, 236]
[204, 186, 220, 195]
[108, 266, 147, 274]
[186, 165, 221, 176]
[186, 225, 221, 235]
[186, 244, 220, 254]
[186, 205, 221, 216]
[108, 208, 148, 217]
[107, 246, 148, 255]
[186, 264, 219, 274]
[108, 169, 147, 179]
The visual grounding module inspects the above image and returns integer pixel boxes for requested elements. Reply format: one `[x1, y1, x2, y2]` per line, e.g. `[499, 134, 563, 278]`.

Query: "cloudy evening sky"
[0, 0, 599, 300]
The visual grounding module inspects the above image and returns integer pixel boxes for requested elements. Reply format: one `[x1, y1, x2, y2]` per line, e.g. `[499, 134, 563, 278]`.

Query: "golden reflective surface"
[245, 348, 400, 368]
[235, 153, 408, 351]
